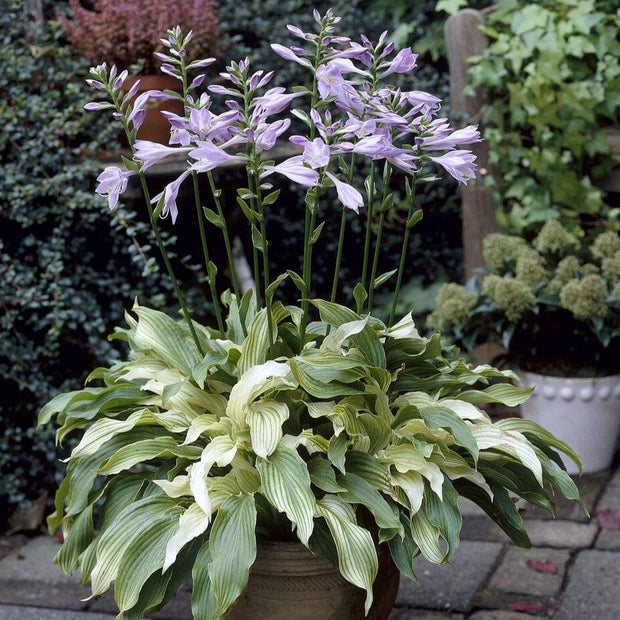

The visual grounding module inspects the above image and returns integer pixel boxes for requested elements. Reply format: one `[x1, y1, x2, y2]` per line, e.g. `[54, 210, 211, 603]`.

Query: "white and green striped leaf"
[315, 495, 378, 614]
[163, 503, 211, 572]
[256, 446, 316, 545]
[208, 493, 257, 617]
[247, 399, 289, 458]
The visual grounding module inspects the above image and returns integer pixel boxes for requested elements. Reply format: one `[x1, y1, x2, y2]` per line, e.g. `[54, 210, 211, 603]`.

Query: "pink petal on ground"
[526, 559, 558, 574]
[510, 601, 546, 612]
[593, 509, 620, 530]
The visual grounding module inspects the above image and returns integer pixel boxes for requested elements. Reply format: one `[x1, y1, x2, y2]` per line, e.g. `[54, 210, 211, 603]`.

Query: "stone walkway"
[1, 459, 618, 619]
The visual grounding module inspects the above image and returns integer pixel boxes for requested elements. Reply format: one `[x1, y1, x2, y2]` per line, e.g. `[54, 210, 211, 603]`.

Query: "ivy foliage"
[466, 0, 620, 235]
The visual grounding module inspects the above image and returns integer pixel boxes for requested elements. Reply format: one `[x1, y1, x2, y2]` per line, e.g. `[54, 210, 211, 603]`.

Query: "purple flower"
[380, 48, 418, 78]
[325, 172, 363, 213]
[151, 170, 191, 224]
[430, 150, 477, 184]
[261, 156, 319, 187]
[253, 119, 291, 153]
[419, 125, 481, 151]
[270, 44, 313, 69]
[253, 88, 304, 117]
[96, 166, 135, 210]
[189, 141, 247, 172]
[134, 141, 191, 171]
[296, 137, 331, 169]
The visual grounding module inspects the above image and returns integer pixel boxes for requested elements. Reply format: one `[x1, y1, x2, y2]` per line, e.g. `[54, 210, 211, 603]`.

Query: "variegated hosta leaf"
[429, 450, 493, 499]
[163, 503, 211, 572]
[208, 493, 257, 617]
[183, 414, 229, 446]
[70, 408, 156, 459]
[418, 405, 479, 463]
[280, 430, 330, 454]
[308, 456, 348, 493]
[155, 474, 192, 499]
[256, 446, 316, 545]
[409, 506, 446, 564]
[315, 495, 378, 614]
[494, 418, 582, 472]
[390, 470, 425, 514]
[191, 544, 218, 620]
[246, 399, 289, 459]
[131, 304, 204, 374]
[226, 360, 296, 427]
[97, 437, 201, 475]
[322, 317, 371, 352]
[89, 496, 183, 598]
[379, 444, 444, 499]
[384, 313, 421, 340]
[472, 425, 543, 484]
[458, 383, 533, 407]
[238, 308, 272, 375]
[336, 471, 403, 532]
[190, 436, 237, 515]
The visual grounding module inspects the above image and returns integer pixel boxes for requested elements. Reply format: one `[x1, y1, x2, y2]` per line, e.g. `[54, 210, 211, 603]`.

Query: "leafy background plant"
[464, 0, 620, 235]
[1, 0, 467, 530]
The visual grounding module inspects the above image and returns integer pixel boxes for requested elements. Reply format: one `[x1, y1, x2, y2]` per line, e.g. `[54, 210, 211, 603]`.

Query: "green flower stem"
[367, 162, 392, 313]
[389, 183, 417, 328]
[330, 154, 357, 303]
[359, 160, 377, 313]
[205, 170, 242, 302]
[139, 173, 205, 356]
[116, 92, 205, 355]
[255, 181, 274, 343]
[192, 171, 224, 333]
[299, 189, 319, 348]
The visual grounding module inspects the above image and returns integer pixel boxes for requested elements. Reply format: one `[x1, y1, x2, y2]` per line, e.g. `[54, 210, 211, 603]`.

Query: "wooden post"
[444, 9, 498, 280]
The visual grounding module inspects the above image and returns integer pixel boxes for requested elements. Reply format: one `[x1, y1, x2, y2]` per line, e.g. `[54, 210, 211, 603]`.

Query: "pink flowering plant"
[40, 11, 584, 620]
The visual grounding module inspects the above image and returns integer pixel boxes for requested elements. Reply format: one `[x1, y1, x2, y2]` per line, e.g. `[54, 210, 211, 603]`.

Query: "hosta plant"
[40, 10, 585, 620]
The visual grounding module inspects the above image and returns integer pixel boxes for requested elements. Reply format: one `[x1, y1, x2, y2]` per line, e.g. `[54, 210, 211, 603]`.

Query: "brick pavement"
[1, 458, 618, 620]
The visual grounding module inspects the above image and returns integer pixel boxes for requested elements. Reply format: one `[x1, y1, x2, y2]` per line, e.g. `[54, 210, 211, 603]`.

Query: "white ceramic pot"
[519, 371, 620, 474]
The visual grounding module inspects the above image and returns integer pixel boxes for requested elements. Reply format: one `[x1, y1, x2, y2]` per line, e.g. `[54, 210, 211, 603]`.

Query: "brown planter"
[122, 74, 184, 144]
[225, 540, 400, 620]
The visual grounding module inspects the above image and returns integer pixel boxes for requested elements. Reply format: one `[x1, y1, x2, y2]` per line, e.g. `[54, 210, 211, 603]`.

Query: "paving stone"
[488, 547, 569, 597]
[389, 608, 464, 619]
[473, 589, 557, 616]
[395, 541, 503, 613]
[556, 549, 620, 619]
[595, 529, 620, 550]
[469, 611, 548, 620]
[0, 536, 76, 585]
[522, 519, 598, 548]
[0, 578, 89, 610]
[460, 517, 511, 544]
[0, 604, 115, 619]
[593, 463, 620, 512]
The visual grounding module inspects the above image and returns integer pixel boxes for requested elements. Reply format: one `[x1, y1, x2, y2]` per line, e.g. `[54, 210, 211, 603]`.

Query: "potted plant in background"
[39, 11, 585, 620]
[428, 219, 620, 473]
[60, 0, 219, 143]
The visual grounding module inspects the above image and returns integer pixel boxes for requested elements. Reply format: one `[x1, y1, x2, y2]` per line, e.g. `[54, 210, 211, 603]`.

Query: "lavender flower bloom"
[151, 170, 191, 224]
[189, 141, 247, 172]
[262, 156, 319, 187]
[96, 166, 135, 210]
[134, 141, 191, 171]
[379, 48, 418, 78]
[292, 136, 330, 169]
[316, 62, 361, 113]
[253, 88, 304, 117]
[419, 125, 481, 151]
[253, 119, 291, 153]
[325, 172, 363, 213]
[270, 44, 313, 69]
[430, 151, 477, 185]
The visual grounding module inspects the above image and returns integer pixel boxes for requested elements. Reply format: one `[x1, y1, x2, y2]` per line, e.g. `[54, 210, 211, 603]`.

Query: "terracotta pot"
[225, 540, 400, 620]
[520, 371, 620, 474]
[122, 74, 184, 144]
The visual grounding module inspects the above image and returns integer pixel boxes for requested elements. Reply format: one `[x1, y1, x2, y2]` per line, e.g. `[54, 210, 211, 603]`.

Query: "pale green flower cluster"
[559, 274, 608, 320]
[431, 220, 619, 343]
[427, 283, 477, 331]
[482, 233, 527, 274]
[481, 274, 535, 322]
[532, 219, 579, 254]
